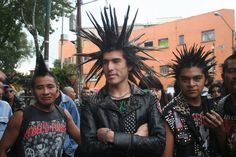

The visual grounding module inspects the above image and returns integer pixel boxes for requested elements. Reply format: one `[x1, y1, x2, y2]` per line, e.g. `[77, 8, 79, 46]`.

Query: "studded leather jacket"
[80, 84, 165, 157]
[162, 93, 220, 157]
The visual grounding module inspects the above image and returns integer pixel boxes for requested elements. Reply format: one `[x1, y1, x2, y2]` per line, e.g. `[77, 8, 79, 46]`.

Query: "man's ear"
[56, 83, 60, 92]
[221, 73, 224, 80]
[32, 88, 35, 95]
[56, 88, 59, 93]
[128, 66, 133, 72]
[205, 79, 208, 86]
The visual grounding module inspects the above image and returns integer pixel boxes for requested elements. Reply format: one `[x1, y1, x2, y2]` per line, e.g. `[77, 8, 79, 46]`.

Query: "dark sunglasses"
[6, 90, 13, 93]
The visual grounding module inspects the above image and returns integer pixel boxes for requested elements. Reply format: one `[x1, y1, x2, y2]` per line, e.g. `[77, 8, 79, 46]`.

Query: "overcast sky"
[16, 0, 236, 73]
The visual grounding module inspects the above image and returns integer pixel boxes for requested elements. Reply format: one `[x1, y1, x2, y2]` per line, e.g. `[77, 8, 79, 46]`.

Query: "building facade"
[58, 9, 235, 91]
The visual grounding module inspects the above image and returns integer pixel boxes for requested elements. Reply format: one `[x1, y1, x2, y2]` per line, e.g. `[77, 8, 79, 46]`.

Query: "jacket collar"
[60, 91, 70, 103]
[174, 92, 210, 116]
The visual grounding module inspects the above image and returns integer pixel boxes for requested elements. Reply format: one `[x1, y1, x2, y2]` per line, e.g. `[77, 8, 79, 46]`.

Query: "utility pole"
[75, 0, 101, 93]
[44, 0, 51, 67]
[214, 12, 235, 53]
[60, 11, 64, 69]
[76, 0, 83, 93]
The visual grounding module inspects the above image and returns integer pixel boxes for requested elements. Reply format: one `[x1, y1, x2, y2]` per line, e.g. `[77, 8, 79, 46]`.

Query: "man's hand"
[97, 128, 114, 143]
[205, 110, 225, 134]
[135, 123, 149, 137]
[205, 110, 227, 154]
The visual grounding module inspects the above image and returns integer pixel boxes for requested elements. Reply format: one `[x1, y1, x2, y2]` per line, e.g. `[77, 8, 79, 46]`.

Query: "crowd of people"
[0, 5, 235, 157]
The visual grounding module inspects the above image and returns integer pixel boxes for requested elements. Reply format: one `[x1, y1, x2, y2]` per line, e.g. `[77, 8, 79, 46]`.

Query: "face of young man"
[222, 59, 236, 94]
[103, 50, 130, 86]
[178, 67, 207, 100]
[33, 75, 59, 107]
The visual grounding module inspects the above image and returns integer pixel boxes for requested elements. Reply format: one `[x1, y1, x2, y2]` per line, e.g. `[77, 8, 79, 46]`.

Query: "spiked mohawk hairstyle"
[31, 53, 58, 87]
[79, 5, 158, 85]
[170, 44, 216, 79]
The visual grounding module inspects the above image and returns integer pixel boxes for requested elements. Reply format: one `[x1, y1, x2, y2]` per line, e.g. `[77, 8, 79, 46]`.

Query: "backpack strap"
[19, 106, 32, 134]
[54, 104, 68, 123]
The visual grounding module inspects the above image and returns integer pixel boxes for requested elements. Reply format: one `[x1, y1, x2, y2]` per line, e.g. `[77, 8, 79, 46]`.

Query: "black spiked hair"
[170, 44, 216, 79]
[32, 53, 58, 87]
[34, 53, 48, 76]
[79, 5, 158, 85]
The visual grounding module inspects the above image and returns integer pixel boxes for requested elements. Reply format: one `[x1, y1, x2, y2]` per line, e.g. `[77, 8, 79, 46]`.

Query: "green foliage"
[0, 1, 32, 73]
[0, 0, 74, 73]
[5, 72, 32, 90]
[0, 33, 32, 73]
[19, 0, 74, 36]
[51, 59, 78, 89]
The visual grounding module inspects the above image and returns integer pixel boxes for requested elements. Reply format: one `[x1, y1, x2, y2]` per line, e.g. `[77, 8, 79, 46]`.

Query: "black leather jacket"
[80, 84, 165, 157]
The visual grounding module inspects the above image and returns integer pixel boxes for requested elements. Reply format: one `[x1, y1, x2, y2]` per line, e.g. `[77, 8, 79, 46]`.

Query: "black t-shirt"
[10, 105, 67, 157]
[223, 96, 236, 156]
[113, 97, 129, 113]
[224, 97, 236, 115]
[189, 105, 210, 154]
[113, 97, 136, 134]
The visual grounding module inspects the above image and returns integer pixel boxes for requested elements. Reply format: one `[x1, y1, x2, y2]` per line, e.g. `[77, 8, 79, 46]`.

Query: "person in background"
[0, 54, 80, 157]
[0, 80, 12, 140]
[63, 86, 81, 112]
[68, 74, 79, 96]
[215, 53, 236, 157]
[0, 71, 6, 83]
[0, 82, 4, 100]
[63, 86, 77, 101]
[3, 84, 25, 112]
[208, 82, 222, 105]
[139, 75, 168, 109]
[80, 87, 91, 98]
[79, 6, 165, 157]
[55, 87, 80, 157]
[162, 45, 222, 157]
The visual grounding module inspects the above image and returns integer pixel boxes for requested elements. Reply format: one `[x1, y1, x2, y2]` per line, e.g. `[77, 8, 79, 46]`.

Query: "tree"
[19, 0, 74, 55]
[51, 59, 78, 90]
[0, 32, 32, 73]
[0, 1, 32, 73]
[0, 0, 74, 73]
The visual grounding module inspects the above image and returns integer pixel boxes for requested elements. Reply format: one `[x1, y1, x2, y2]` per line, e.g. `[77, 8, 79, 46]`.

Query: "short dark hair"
[31, 72, 58, 88]
[222, 53, 236, 74]
[209, 82, 221, 94]
[170, 44, 216, 79]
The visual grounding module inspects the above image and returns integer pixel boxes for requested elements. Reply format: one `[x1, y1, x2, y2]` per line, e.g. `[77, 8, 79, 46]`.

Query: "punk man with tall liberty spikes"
[79, 5, 166, 157]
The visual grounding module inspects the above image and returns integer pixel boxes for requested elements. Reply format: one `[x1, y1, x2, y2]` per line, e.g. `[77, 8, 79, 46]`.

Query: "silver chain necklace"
[110, 89, 131, 100]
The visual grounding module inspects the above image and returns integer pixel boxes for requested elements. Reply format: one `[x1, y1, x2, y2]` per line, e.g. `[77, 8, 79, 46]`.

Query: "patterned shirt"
[21, 106, 67, 157]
